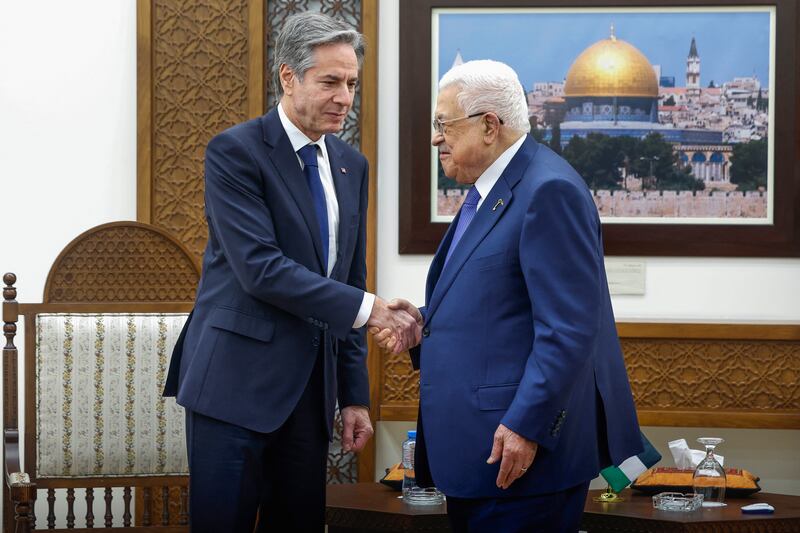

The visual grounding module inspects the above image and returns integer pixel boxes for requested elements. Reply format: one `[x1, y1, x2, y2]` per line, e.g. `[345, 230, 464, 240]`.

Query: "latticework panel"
[622, 338, 800, 412]
[382, 350, 419, 403]
[151, 0, 250, 258]
[44, 223, 199, 303]
[380, 331, 800, 426]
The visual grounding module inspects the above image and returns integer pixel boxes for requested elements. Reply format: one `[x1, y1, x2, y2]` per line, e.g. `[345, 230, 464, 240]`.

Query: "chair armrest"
[5, 429, 36, 521]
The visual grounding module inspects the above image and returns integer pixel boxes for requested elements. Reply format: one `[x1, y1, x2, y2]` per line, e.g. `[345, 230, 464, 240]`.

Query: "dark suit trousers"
[186, 352, 328, 533]
[445, 481, 590, 533]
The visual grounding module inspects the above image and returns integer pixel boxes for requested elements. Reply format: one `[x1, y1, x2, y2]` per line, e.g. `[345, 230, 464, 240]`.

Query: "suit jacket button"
[312, 338, 320, 347]
[422, 327, 430, 337]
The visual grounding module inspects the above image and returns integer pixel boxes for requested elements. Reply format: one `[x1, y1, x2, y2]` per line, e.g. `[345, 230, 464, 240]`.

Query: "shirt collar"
[473, 134, 526, 205]
[278, 102, 330, 161]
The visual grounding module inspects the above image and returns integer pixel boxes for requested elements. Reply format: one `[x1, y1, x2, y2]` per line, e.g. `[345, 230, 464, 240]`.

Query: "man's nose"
[333, 84, 353, 106]
[431, 130, 444, 146]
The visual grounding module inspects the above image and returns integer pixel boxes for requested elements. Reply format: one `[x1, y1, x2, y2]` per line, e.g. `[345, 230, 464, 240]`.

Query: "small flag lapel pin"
[492, 198, 504, 211]
[340, 167, 347, 174]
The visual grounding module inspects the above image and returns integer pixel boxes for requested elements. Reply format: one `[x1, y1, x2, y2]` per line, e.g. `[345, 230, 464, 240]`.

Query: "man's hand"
[340, 405, 373, 453]
[367, 297, 422, 353]
[368, 299, 423, 353]
[486, 423, 538, 489]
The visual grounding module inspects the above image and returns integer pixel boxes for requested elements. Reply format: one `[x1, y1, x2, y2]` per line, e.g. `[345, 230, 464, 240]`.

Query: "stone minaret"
[686, 37, 700, 98]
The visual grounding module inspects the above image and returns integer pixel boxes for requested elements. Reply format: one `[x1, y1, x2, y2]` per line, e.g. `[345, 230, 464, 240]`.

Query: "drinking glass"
[692, 437, 726, 507]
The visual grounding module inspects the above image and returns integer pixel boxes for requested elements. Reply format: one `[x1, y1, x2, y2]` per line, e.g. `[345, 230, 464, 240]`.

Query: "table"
[326, 483, 449, 532]
[581, 489, 800, 532]
[326, 483, 800, 533]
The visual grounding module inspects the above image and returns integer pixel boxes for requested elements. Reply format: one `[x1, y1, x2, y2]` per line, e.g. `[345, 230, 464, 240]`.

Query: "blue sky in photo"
[437, 10, 772, 89]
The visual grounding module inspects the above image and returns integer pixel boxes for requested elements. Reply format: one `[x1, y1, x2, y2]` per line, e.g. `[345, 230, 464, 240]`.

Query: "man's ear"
[483, 113, 501, 143]
[279, 64, 294, 95]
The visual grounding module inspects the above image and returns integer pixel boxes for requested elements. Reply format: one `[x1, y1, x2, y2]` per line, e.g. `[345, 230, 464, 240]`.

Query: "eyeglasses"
[432, 112, 504, 135]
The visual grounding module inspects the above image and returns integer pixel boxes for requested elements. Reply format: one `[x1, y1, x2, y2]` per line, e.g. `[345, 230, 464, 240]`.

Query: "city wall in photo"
[438, 188, 768, 219]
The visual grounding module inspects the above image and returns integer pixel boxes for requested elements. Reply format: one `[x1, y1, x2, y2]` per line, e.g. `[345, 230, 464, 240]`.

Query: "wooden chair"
[3, 221, 199, 532]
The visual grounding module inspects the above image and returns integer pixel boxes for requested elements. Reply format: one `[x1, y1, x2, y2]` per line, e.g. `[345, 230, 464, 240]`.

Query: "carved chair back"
[3, 222, 199, 532]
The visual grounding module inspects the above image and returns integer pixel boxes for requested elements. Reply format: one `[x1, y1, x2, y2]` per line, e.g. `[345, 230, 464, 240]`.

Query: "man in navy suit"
[374, 60, 642, 532]
[164, 12, 418, 532]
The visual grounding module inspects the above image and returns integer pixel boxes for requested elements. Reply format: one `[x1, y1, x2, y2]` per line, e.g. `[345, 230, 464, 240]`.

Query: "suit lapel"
[262, 110, 327, 272]
[426, 179, 513, 320]
[326, 136, 354, 279]
[425, 212, 459, 306]
[425, 136, 538, 322]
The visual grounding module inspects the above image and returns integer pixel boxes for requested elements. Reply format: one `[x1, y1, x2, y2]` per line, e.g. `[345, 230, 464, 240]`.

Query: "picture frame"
[398, 0, 800, 256]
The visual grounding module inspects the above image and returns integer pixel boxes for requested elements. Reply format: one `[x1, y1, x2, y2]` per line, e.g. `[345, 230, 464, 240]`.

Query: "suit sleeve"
[500, 178, 603, 450]
[204, 131, 363, 340]
[336, 161, 370, 408]
[408, 305, 427, 370]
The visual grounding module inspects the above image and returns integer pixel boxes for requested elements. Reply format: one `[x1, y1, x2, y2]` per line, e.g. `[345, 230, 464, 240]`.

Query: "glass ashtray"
[653, 492, 704, 512]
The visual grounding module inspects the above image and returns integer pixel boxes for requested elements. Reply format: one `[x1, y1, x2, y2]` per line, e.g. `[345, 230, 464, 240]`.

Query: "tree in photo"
[730, 138, 768, 191]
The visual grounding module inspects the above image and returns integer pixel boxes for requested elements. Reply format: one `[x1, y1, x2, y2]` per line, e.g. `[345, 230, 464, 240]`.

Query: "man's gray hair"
[272, 11, 365, 98]
[439, 60, 530, 133]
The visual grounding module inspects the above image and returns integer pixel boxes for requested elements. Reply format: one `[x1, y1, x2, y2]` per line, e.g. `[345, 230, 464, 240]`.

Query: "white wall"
[0, 0, 137, 300]
[0, 0, 137, 526]
[375, 0, 800, 495]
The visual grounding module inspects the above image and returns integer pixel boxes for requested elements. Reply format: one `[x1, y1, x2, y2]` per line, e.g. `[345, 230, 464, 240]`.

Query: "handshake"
[367, 297, 422, 354]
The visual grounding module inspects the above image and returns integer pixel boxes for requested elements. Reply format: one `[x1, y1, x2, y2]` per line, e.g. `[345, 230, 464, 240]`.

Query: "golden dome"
[564, 33, 658, 98]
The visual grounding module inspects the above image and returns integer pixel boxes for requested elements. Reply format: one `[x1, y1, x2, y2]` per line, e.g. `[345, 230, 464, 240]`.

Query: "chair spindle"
[142, 487, 152, 526]
[123, 486, 132, 527]
[85, 486, 94, 527]
[104, 487, 113, 527]
[179, 486, 189, 525]
[47, 488, 56, 528]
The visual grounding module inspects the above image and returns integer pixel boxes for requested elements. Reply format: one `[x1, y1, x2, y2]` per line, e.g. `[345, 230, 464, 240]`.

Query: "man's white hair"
[439, 59, 530, 133]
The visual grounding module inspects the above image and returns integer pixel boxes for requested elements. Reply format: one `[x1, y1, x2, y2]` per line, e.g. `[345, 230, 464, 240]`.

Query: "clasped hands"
[367, 298, 422, 353]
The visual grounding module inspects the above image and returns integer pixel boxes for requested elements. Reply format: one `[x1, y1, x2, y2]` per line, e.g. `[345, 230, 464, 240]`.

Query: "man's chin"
[321, 120, 346, 134]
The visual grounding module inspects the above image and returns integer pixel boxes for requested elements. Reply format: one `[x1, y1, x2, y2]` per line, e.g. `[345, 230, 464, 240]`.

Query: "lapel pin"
[492, 198, 504, 211]
[340, 167, 347, 174]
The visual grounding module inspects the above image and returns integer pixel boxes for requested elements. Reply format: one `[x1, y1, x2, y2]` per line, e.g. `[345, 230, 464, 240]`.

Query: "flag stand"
[593, 485, 625, 503]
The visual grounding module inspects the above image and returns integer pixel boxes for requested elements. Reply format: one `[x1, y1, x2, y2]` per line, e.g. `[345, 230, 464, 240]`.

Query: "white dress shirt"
[278, 103, 374, 328]
[472, 134, 526, 211]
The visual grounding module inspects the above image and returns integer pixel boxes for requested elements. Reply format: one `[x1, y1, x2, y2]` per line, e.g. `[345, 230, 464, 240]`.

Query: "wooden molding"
[247, 0, 265, 119]
[359, 0, 380, 484]
[136, 0, 153, 224]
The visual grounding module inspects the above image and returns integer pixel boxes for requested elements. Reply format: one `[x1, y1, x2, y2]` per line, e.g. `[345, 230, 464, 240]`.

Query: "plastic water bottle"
[401, 430, 444, 505]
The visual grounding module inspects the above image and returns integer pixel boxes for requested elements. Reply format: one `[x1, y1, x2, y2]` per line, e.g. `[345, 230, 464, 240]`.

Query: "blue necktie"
[298, 144, 329, 273]
[444, 186, 481, 265]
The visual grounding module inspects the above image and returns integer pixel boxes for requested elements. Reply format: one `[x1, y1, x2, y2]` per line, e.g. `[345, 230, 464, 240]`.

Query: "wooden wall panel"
[138, 0, 263, 258]
[380, 323, 800, 429]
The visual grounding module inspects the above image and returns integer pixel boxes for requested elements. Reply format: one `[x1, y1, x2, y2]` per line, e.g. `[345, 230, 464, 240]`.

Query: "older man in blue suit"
[374, 60, 642, 532]
[164, 12, 418, 533]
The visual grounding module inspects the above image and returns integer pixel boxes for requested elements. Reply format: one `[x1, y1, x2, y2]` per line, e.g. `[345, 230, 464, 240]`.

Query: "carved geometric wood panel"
[380, 324, 800, 429]
[145, 0, 252, 258]
[382, 350, 418, 403]
[43, 222, 199, 303]
[622, 338, 800, 412]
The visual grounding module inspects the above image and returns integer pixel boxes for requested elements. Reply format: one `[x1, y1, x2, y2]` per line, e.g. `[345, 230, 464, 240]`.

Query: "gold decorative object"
[594, 485, 625, 503]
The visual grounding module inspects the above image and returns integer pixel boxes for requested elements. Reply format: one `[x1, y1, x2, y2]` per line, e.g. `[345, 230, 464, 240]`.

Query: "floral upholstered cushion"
[36, 314, 189, 478]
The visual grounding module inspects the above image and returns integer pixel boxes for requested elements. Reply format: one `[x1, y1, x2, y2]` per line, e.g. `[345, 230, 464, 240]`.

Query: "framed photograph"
[399, 0, 800, 256]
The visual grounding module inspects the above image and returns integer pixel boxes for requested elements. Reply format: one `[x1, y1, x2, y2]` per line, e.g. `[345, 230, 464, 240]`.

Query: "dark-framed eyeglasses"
[431, 112, 504, 135]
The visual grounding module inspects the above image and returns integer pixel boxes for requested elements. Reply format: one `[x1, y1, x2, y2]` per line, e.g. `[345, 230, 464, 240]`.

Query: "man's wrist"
[353, 292, 376, 328]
